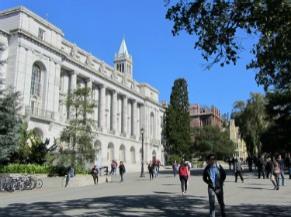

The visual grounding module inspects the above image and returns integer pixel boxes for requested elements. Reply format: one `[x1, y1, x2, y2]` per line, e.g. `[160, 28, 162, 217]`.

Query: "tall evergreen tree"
[165, 78, 191, 158]
[0, 89, 22, 162]
[60, 86, 96, 166]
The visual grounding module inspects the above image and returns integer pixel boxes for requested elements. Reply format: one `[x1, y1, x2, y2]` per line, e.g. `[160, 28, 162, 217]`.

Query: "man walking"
[65, 166, 75, 188]
[286, 153, 291, 179]
[172, 160, 178, 178]
[91, 165, 99, 185]
[203, 154, 226, 217]
[257, 155, 266, 179]
[277, 154, 285, 186]
[119, 161, 126, 182]
[234, 158, 244, 183]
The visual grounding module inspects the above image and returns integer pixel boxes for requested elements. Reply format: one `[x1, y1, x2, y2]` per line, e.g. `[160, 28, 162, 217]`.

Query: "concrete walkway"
[0, 169, 290, 216]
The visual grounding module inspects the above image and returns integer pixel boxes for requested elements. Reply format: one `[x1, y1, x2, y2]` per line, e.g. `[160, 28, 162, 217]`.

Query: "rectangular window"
[38, 28, 45, 40]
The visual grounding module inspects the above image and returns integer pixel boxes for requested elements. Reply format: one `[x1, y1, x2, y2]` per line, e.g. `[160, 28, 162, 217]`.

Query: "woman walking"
[271, 157, 280, 190]
[178, 161, 189, 195]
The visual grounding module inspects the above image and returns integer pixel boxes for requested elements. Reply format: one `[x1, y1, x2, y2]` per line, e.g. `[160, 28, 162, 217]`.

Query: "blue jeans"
[279, 171, 285, 186]
[208, 187, 225, 217]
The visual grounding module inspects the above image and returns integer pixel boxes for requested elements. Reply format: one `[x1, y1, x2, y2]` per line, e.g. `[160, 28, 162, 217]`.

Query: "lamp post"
[140, 128, 145, 177]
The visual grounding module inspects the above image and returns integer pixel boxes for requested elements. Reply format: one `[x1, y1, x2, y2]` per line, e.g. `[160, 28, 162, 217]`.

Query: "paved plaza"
[0, 169, 290, 217]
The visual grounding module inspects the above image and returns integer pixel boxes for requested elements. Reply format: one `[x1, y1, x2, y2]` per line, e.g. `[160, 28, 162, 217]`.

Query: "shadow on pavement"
[0, 194, 290, 217]
[239, 186, 273, 191]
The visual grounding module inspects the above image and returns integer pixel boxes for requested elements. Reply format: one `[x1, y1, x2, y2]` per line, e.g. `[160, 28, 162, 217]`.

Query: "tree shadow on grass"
[0, 194, 290, 217]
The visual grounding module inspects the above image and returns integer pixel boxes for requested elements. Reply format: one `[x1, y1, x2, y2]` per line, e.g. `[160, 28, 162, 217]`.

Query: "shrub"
[0, 163, 49, 174]
[167, 154, 182, 165]
[47, 165, 67, 177]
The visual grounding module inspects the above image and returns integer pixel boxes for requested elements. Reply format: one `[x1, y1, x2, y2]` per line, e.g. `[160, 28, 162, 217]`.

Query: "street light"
[140, 128, 145, 177]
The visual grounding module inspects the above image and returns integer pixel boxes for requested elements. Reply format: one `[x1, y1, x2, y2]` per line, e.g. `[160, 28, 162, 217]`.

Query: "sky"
[0, 0, 264, 114]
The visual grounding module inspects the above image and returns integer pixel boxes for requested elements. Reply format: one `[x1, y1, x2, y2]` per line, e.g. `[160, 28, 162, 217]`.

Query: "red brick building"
[189, 104, 223, 128]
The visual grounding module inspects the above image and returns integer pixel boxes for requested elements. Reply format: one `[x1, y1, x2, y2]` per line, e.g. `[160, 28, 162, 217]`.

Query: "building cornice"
[138, 83, 159, 94]
[0, 6, 64, 36]
[0, 29, 10, 37]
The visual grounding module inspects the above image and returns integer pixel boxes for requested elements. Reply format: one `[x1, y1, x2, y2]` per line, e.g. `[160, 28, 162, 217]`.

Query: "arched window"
[130, 147, 136, 163]
[30, 64, 42, 97]
[119, 144, 126, 162]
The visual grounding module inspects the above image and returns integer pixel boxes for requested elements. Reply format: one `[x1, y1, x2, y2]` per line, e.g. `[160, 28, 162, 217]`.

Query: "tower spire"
[114, 38, 133, 79]
[118, 38, 129, 57]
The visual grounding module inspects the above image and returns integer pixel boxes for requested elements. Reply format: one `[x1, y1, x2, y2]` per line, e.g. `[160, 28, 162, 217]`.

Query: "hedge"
[0, 163, 49, 174]
[0, 163, 90, 176]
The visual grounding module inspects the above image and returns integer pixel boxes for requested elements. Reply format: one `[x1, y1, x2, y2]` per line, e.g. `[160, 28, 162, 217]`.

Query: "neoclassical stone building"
[229, 119, 248, 160]
[0, 6, 165, 170]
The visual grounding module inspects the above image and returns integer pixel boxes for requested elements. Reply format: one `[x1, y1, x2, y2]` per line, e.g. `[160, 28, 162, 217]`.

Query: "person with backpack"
[203, 154, 226, 217]
[178, 160, 189, 195]
[119, 161, 126, 182]
[91, 165, 99, 185]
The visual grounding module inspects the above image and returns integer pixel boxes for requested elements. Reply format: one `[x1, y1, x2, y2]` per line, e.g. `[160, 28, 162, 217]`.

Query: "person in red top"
[179, 160, 189, 195]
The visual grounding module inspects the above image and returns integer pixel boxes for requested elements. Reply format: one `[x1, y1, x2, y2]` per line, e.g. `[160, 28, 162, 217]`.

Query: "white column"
[99, 85, 106, 131]
[87, 79, 92, 90]
[117, 96, 122, 134]
[112, 90, 117, 134]
[92, 86, 99, 124]
[71, 72, 77, 91]
[68, 72, 77, 120]
[53, 63, 61, 121]
[0, 40, 8, 92]
[86, 79, 93, 120]
[132, 100, 137, 138]
[122, 95, 127, 136]
[23, 49, 33, 113]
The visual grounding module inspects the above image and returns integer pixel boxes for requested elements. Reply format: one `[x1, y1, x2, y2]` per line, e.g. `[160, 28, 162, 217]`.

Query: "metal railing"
[25, 106, 54, 121]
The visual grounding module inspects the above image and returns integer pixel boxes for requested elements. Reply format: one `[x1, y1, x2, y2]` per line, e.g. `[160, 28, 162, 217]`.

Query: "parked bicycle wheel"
[36, 179, 43, 189]
[6, 181, 16, 192]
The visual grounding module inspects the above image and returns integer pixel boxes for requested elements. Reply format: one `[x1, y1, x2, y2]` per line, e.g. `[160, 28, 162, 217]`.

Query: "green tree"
[165, 0, 290, 88]
[164, 78, 191, 158]
[60, 86, 96, 167]
[192, 126, 235, 159]
[10, 122, 33, 163]
[166, 0, 291, 148]
[10, 123, 50, 164]
[0, 89, 22, 162]
[29, 133, 50, 165]
[231, 93, 267, 155]
[261, 89, 291, 152]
